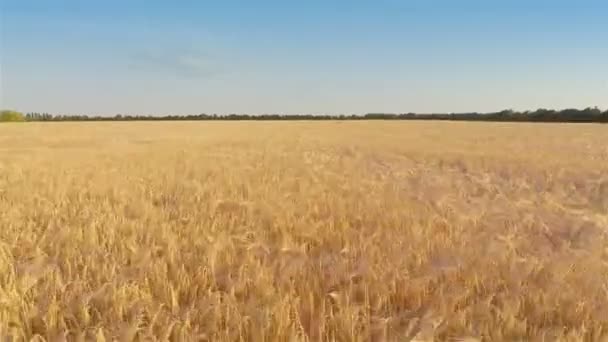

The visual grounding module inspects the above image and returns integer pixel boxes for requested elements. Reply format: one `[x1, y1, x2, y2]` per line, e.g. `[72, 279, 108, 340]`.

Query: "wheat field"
[1, 121, 607, 341]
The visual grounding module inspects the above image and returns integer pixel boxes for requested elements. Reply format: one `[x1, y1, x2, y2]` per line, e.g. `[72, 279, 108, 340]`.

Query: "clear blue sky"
[1, 0, 607, 115]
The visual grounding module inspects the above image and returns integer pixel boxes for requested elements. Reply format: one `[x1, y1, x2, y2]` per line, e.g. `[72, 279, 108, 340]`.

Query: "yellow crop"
[1, 121, 607, 341]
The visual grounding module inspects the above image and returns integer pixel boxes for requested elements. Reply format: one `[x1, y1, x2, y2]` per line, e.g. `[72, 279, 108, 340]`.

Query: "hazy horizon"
[1, 0, 607, 116]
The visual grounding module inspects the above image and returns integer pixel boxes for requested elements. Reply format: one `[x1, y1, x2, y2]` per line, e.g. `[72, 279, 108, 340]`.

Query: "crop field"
[1, 121, 608, 341]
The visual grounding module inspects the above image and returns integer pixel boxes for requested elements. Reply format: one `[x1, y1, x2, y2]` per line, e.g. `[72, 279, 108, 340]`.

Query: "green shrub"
[0, 110, 25, 122]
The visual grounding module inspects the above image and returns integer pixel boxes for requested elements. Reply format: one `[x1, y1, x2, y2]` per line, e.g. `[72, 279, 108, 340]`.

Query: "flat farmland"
[1, 121, 608, 341]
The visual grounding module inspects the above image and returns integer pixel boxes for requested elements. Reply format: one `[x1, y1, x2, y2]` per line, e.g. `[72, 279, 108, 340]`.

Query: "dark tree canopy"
[21, 107, 608, 123]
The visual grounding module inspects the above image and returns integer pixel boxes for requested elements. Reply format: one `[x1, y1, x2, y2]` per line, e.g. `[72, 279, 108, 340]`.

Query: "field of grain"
[1, 121, 607, 341]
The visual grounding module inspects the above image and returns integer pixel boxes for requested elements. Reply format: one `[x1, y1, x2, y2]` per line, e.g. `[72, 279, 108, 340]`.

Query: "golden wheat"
[1, 121, 607, 341]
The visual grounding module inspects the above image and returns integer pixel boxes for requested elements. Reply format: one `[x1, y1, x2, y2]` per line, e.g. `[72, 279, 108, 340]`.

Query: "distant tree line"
[13, 107, 608, 123]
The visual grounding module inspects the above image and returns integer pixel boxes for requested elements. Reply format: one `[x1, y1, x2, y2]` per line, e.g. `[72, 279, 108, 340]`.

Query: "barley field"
[1, 121, 607, 341]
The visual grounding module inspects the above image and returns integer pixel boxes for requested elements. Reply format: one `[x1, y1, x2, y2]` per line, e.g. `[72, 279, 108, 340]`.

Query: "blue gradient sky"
[1, 0, 607, 115]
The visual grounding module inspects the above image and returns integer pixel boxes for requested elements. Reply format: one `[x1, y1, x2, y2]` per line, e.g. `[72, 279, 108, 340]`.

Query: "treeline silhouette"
[24, 108, 608, 123]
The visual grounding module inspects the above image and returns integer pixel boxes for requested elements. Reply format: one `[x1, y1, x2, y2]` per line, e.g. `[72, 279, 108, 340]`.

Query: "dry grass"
[1, 121, 607, 341]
